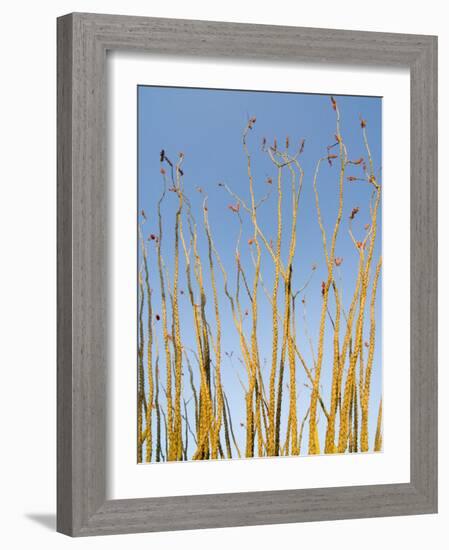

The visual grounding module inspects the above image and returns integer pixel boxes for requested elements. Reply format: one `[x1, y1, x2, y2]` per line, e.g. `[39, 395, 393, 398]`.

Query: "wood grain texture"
[57, 13, 74, 536]
[57, 12, 438, 536]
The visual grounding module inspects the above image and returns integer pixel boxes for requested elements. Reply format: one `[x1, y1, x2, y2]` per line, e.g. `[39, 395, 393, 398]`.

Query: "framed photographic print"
[57, 13, 437, 536]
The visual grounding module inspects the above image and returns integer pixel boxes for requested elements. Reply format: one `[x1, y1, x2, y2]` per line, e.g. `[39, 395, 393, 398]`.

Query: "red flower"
[335, 257, 343, 267]
[327, 154, 338, 166]
[331, 96, 337, 111]
[349, 157, 364, 165]
[349, 207, 360, 220]
[228, 203, 240, 213]
[248, 117, 256, 129]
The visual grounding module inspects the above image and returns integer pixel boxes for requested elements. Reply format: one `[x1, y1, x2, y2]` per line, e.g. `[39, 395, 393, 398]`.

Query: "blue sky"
[137, 85, 382, 460]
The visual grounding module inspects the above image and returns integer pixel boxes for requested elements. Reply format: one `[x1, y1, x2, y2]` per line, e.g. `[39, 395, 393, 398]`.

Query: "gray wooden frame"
[57, 12, 438, 537]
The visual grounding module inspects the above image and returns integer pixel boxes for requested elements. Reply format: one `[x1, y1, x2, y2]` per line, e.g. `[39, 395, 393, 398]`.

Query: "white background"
[0, 1, 444, 549]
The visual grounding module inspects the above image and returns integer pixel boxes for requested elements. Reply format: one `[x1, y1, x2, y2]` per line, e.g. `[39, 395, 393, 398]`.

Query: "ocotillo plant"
[137, 94, 382, 462]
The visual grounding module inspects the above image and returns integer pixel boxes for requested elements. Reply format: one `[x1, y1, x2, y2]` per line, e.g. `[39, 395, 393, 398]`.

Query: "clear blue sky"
[138, 85, 382, 459]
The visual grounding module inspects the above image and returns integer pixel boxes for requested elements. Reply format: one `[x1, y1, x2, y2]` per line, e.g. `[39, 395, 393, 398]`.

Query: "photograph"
[0, 1, 439, 543]
[137, 86, 383, 462]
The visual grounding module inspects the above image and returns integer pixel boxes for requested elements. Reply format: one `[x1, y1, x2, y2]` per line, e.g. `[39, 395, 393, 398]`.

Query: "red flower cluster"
[349, 207, 360, 220]
[327, 154, 338, 166]
[248, 117, 257, 130]
[349, 157, 364, 165]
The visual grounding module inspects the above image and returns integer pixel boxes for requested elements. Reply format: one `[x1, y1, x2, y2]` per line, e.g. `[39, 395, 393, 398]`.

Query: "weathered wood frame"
[57, 12, 438, 536]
